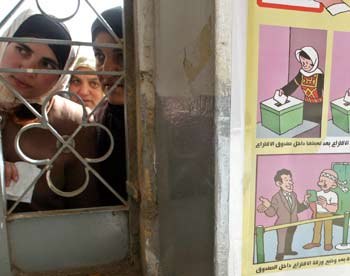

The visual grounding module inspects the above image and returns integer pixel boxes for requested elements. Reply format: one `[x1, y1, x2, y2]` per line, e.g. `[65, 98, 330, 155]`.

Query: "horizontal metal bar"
[0, 68, 123, 76]
[0, 36, 122, 49]
[7, 205, 129, 221]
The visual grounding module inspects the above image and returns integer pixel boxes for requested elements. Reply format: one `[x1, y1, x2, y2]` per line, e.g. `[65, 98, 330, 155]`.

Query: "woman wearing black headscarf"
[91, 7, 127, 206]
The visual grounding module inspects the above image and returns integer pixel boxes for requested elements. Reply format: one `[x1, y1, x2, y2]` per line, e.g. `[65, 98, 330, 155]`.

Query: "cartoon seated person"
[277, 46, 324, 126]
[314, 0, 350, 15]
[257, 169, 309, 261]
[303, 169, 338, 251]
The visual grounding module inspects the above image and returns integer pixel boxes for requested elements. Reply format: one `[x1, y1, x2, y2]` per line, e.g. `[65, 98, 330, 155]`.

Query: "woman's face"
[93, 31, 124, 105]
[0, 42, 60, 100]
[69, 66, 104, 109]
[299, 55, 313, 72]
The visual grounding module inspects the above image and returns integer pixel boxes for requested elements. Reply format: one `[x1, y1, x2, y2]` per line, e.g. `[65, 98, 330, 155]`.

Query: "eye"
[113, 49, 124, 70]
[40, 59, 59, 70]
[15, 44, 31, 58]
[94, 49, 105, 67]
[70, 77, 81, 86]
[89, 80, 100, 89]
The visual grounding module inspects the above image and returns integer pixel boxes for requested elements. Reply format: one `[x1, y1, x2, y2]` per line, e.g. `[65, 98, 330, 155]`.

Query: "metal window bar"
[36, 0, 81, 22]
[0, 67, 124, 77]
[0, 37, 123, 49]
[0, 0, 26, 29]
[0, 2, 128, 214]
[85, 0, 123, 45]
[1, 76, 127, 214]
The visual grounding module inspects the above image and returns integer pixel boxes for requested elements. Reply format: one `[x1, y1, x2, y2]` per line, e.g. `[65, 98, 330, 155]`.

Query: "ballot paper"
[273, 89, 288, 105]
[344, 89, 350, 104]
[6, 162, 41, 203]
[258, 0, 322, 9]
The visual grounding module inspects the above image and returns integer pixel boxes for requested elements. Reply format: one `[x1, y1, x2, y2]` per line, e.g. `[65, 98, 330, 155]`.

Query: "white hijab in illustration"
[295, 46, 323, 77]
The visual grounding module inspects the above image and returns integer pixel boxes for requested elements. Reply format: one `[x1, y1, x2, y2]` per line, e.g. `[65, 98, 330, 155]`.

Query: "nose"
[76, 82, 90, 97]
[103, 57, 113, 72]
[20, 58, 38, 78]
[99, 55, 123, 89]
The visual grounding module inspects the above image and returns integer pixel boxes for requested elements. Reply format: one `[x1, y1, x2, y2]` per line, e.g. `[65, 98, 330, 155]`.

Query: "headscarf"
[320, 169, 348, 193]
[72, 56, 96, 71]
[295, 46, 323, 77]
[68, 55, 97, 91]
[0, 9, 77, 111]
[91, 7, 123, 41]
[13, 14, 71, 70]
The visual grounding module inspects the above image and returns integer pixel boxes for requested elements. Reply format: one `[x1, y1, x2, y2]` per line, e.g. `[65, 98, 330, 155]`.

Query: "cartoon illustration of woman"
[277, 46, 324, 125]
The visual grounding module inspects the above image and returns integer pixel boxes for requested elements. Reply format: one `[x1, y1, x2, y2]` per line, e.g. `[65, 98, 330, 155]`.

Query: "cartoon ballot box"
[331, 97, 350, 133]
[260, 96, 303, 135]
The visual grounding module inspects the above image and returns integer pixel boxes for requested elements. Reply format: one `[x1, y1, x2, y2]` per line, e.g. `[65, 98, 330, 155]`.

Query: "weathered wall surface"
[154, 0, 215, 275]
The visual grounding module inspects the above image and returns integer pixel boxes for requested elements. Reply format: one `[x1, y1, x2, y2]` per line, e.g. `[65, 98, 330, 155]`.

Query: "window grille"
[0, 0, 128, 215]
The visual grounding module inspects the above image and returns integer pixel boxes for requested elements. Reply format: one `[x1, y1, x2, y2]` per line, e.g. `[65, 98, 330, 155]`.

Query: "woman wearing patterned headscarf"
[277, 46, 324, 127]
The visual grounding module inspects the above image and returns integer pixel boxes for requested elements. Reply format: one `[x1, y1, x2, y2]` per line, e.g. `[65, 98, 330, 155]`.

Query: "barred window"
[0, 0, 128, 215]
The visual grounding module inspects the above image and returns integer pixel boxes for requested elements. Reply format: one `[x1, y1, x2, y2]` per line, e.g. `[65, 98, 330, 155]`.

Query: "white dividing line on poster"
[261, 0, 321, 8]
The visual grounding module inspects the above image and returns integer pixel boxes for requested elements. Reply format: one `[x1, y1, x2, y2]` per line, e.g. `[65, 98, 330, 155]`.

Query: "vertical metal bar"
[342, 212, 350, 245]
[0, 116, 13, 276]
[256, 226, 265, 264]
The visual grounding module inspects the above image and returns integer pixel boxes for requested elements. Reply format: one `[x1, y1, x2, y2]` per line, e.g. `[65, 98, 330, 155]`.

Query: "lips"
[11, 75, 32, 90]
[318, 183, 328, 189]
[74, 96, 91, 106]
[83, 99, 93, 106]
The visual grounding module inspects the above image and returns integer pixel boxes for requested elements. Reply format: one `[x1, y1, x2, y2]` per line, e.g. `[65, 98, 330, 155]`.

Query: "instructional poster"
[243, 1, 350, 275]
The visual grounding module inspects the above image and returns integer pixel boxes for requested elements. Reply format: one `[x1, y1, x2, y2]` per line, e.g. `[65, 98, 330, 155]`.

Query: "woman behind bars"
[0, 10, 99, 212]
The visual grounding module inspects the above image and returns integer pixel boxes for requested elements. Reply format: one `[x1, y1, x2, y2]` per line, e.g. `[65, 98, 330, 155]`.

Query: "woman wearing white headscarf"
[0, 9, 76, 110]
[0, 10, 99, 212]
[278, 46, 324, 126]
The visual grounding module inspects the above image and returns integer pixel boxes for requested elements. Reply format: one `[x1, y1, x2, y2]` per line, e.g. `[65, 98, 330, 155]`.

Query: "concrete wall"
[134, 0, 232, 274]
[154, 0, 216, 275]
